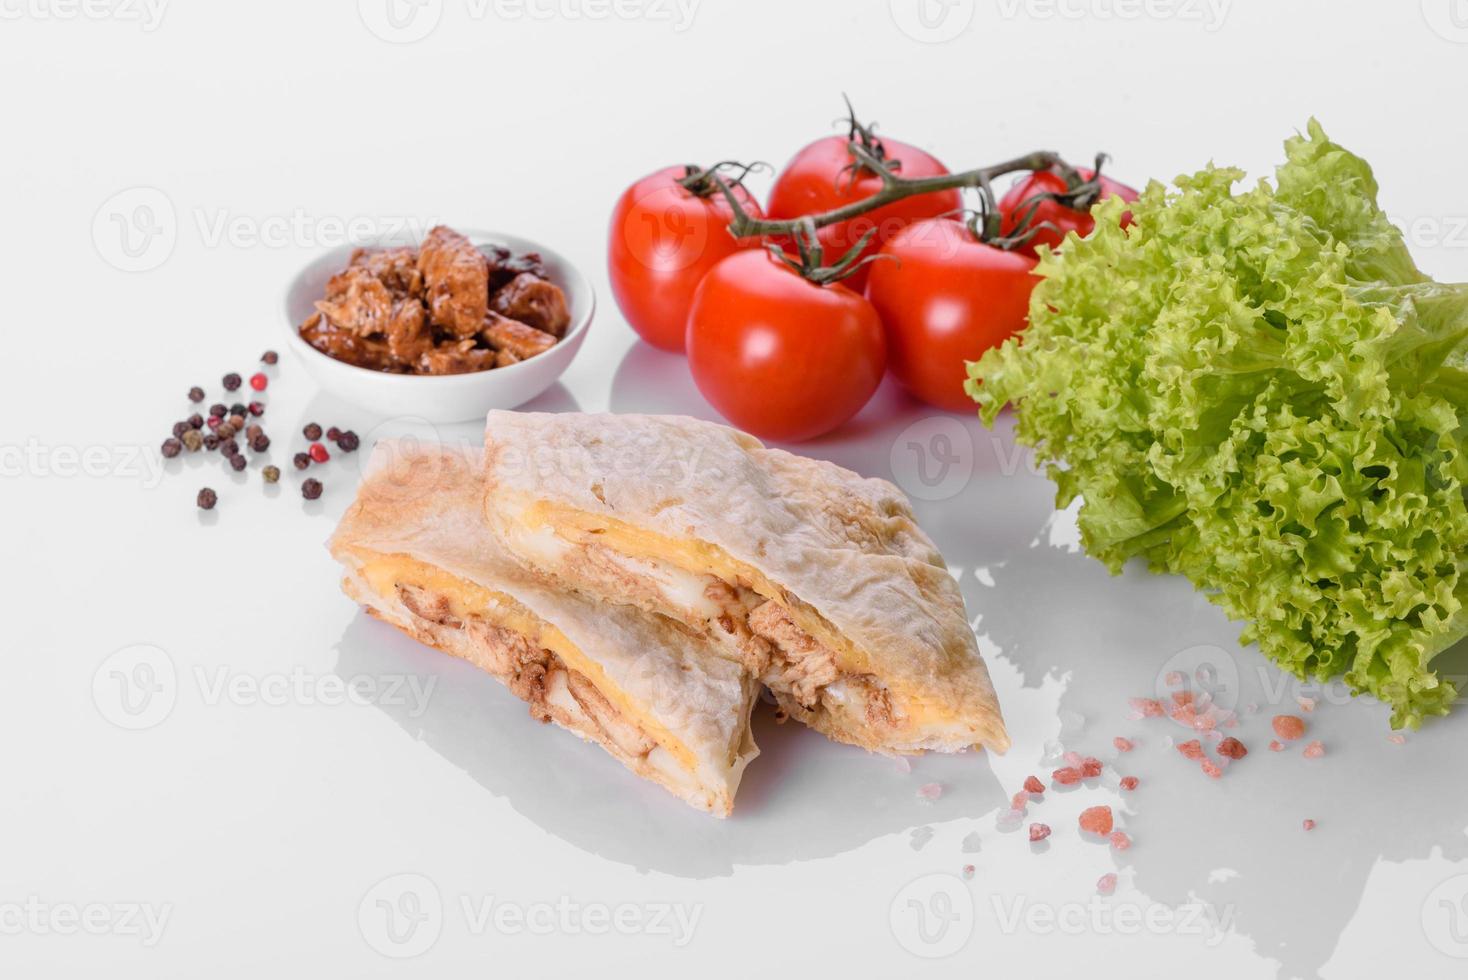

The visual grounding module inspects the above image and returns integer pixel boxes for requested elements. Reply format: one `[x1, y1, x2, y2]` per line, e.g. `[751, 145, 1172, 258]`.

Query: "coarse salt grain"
[1110, 831, 1132, 851]
[1216, 737, 1248, 760]
[1165, 670, 1186, 686]
[1129, 697, 1165, 718]
[1296, 696, 1317, 712]
[997, 808, 1024, 831]
[1387, 734, 1406, 745]
[1272, 715, 1307, 741]
[1064, 751, 1085, 767]
[1113, 736, 1135, 753]
[1172, 690, 1195, 707]
[1120, 776, 1139, 791]
[1097, 873, 1118, 895]
[1029, 823, 1052, 842]
[1302, 740, 1325, 759]
[1053, 767, 1083, 786]
[1269, 740, 1284, 752]
[1024, 775, 1045, 795]
[1079, 806, 1113, 836]
[918, 782, 943, 801]
[1302, 820, 1316, 832]
[1080, 757, 1103, 778]
[1201, 759, 1223, 779]
[962, 864, 976, 879]
[1012, 791, 1030, 810]
[1177, 739, 1205, 760]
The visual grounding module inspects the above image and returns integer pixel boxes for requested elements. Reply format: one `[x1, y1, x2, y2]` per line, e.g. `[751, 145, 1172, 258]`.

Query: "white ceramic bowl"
[283, 229, 593, 422]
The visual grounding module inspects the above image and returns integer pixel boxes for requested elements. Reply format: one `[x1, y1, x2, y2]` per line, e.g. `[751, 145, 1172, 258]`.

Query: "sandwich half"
[330, 441, 761, 816]
[481, 411, 1009, 756]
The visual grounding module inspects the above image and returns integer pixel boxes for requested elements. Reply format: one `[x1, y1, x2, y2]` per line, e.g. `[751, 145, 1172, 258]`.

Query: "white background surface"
[5, 2, 1468, 977]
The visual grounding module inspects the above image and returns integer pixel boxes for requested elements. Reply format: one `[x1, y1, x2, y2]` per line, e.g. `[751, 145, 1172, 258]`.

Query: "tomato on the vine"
[686, 250, 886, 442]
[866, 219, 1037, 412]
[607, 165, 764, 352]
[766, 134, 959, 293]
[998, 167, 1138, 257]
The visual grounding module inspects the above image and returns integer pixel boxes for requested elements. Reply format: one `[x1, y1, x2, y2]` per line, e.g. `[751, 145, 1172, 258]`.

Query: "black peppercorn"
[172, 421, 190, 439]
[337, 431, 360, 452]
[262, 465, 281, 484]
[222, 373, 242, 391]
[209, 403, 227, 419]
[326, 426, 341, 442]
[220, 438, 240, 457]
[203, 433, 220, 451]
[197, 487, 217, 510]
[293, 452, 311, 470]
[250, 434, 270, 453]
[245, 424, 263, 441]
[261, 350, 279, 365]
[228, 454, 247, 472]
[303, 422, 322, 441]
[301, 478, 323, 500]
[216, 423, 236, 441]
[248, 401, 265, 417]
[229, 403, 247, 417]
[188, 386, 205, 403]
[162, 438, 182, 458]
[188, 413, 204, 429]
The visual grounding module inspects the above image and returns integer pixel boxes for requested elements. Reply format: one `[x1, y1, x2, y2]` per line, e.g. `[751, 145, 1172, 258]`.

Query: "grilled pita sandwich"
[480, 411, 1009, 756]
[330, 442, 761, 816]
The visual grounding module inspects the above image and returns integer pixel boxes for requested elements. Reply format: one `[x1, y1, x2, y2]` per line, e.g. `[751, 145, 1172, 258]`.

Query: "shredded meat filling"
[747, 599, 841, 709]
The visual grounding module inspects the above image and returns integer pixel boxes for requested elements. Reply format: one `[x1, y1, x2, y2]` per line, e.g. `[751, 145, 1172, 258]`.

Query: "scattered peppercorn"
[303, 422, 322, 441]
[209, 403, 228, 418]
[261, 350, 278, 365]
[161, 438, 182, 458]
[337, 431, 360, 453]
[250, 434, 270, 453]
[308, 443, 330, 464]
[220, 438, 240, 457]
[188, 386, 205, 403]
[301, 478, 323, 500]
[228, 454, 247, 472]
[326, 426, 342, 442]
[216, 423, 237, 440]
[249, 372, 268, 392]
[222, 372, 242, 391]
[172, 421, 190, 439]
[206, 416, 222, 431]
[203, 434, 220, 451]
[245, 424, 263, 441]
[229, 403, 247, 417]
[228, 413, 246, 429]
[262, 465, 281, 484]
[293, 452, 311, 470]
[181, 430, 204, 452]
[197, 487, 217, 510]
[188, 413, 204, 429]
[247, 401, 265, 417]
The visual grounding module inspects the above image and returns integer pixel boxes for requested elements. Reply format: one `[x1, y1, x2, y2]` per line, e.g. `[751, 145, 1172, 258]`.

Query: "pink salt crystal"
[962, 864, 976, 879]
[1165, 670, 1186, 686]
[1177, 739, 1205, 760]
[1119, 776, 1139, 791]
[1216, 736, 1248, 759]
[1113, 736, 1135, 753]
[1029, 823, 1052, 842]
[1302, 820, 1316, 832]
[1192, 713, 1217, 731]
[1302, 740, 1325, 759]
[1387, 734, 1406, 745]
[1272, 715, 1307, 741]
[918, 782, 943, 801]
[1080, 757, 1103, 778]
[1110, 831, 1132, 851]
[1296, 696, 1317, 712]
[1024, 775, 1045, 795]
[1201, 759, 1223, 779]
[1012, 790, 1030, 810]
[1052, 766, 1083, 786]
[1269, 740, 1284, 752]
[1064, 751, 1085, 767]
[1097, 873, 1118, 895]
[1172, 690, 1195, 707]
[1079, 805, 1114, 836]
[1129, 697, 1165, 718]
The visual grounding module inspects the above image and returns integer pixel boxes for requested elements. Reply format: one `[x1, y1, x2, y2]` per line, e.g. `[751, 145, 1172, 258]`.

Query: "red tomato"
[866, 219, 1037, 412]
[686, 250, 886, 442]
[766, 135, 960, 292]
[998, 167, 1138, 257]
[608, 166, 765, 352]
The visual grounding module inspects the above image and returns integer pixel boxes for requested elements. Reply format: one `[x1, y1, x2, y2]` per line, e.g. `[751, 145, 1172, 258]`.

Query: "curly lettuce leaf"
[967, 120, 1468, 728]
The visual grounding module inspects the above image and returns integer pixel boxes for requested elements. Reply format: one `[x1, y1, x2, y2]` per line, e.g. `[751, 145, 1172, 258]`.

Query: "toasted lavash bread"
[480, 411, 1008, 756]
[329, 441, 760, 816]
